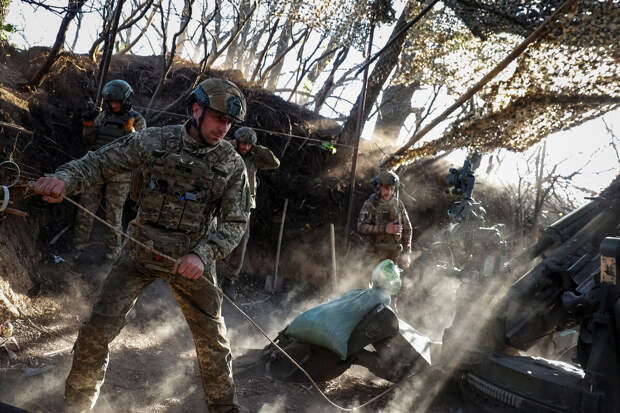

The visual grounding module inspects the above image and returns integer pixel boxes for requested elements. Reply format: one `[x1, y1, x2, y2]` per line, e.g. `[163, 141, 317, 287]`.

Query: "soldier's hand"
[386, 222, 402, 235]
[399, 253, 411, 269]
[81, 107, 99, 123]
[173, 254, 204, 280]
[34, 177, 66, 203]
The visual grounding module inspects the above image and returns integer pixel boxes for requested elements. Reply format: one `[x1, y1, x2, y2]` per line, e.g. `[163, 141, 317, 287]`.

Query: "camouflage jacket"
[240, 144, 280, 209]
[357, 194, 412, 253]
[55, 121, 250, 267]
[83, 109, 147, 151]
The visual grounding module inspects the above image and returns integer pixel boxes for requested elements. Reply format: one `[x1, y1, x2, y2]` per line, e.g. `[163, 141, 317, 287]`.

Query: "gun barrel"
[527, 200, 602, 258]
[502, 208, 619, 349]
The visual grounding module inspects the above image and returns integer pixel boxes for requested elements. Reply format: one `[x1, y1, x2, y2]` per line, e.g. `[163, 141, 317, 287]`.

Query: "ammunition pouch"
[139, 150, 227, 233]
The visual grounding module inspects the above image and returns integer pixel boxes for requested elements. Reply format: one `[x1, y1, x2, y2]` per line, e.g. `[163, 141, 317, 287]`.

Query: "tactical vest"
[135, 126, 229, 236]
[372, 196, 402, 252]
[94, 111, 133, 150]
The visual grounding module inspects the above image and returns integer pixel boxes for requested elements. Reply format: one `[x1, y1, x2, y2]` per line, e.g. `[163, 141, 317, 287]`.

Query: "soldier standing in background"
[222, 126, 280, 298]
[35, 78, 250, 413]
[358, 170, 412, 270]
[76, 79, 146, 261]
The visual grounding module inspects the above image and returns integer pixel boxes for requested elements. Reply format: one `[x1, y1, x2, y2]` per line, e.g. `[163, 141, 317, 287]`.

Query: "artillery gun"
[442, 175, 620, 412]
[415, 157, 508, 287]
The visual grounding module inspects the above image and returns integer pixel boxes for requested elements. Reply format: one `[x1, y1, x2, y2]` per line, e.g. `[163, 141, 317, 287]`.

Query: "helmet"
[234, 127, 257, 145]
[371, 259, 402, 295]
[102, 79, 133, 111]
[187, 78, 246, 122]
[374, 170, 399, 188]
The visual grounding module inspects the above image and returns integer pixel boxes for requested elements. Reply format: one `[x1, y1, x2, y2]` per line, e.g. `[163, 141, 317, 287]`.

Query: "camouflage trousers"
[65, 247, 237, 413]
[228, 221, 250, 282]
[368, 247, 402, 269]
[73, 177, 130, 258]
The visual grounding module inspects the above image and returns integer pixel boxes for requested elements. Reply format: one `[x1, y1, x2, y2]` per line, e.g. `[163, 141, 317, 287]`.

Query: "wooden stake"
[330, 223, 337, 289]
[266, 198, 288, 293]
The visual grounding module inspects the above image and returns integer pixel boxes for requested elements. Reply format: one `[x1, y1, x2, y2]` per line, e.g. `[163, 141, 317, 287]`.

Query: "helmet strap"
[190, 106, 208, 143]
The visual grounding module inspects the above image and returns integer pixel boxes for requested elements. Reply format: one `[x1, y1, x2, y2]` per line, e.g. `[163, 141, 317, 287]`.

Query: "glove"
[81, 107, 99, 124]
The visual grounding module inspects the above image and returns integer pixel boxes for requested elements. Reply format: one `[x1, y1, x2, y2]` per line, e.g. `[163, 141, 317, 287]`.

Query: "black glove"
[81, 107, 99, 122]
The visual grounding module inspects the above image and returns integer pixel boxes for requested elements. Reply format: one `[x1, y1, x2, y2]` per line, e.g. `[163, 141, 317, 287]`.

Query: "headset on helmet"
[187, 78, 247, 144]
[234, 127, 257, 145]
[187, 78, 246, 122]
[102, 79, 133, 112]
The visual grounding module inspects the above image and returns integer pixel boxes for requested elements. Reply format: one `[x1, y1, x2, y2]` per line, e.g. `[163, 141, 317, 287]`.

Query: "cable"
[132, 104, 355, 149]
[25, 184, 417, 411]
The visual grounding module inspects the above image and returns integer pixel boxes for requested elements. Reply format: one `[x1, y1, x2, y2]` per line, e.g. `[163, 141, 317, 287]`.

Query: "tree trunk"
[25, 0, 87, 90]
[265, 20, 292, 91]
[372, 67, 419, 143]
[224, 0, 252, 70]
[339, 0, 414, 145]
[0, 0, 11, 28]
[307, 35, 339, 83]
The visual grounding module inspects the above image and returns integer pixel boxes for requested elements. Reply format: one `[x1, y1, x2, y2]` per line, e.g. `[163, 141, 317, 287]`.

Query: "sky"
[6, 1, 619, 201]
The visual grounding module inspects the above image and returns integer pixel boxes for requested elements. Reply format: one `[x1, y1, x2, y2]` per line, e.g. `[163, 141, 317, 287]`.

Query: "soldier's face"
[193, 105, 233, 145]
[238, 142, 252, 155]
[380, 184, 395, 200]
[108, 101, 122, 113]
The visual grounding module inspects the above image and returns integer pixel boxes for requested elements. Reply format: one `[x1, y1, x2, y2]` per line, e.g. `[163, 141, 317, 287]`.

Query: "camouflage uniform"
[241, 144, 280, 210]
[228, 143, 280, 279]
[357, 193, 412, 266]
[74, 109, 146, 258]
[54, 121, 250, 412]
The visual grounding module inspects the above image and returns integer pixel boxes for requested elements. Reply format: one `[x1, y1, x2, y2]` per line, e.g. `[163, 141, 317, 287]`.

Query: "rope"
[37, 187, 416, 411]
[131, 104, 356, 149]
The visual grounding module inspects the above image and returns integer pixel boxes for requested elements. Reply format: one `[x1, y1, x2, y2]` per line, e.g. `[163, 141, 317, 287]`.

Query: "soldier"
[34, 78, 250, 413]
[223, 127, 280, 297]
[77, 79, 147, 261]
[358, 170, 412, 270]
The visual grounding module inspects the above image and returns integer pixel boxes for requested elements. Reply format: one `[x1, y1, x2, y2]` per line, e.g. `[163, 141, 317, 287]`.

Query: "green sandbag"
[284, 288, 391, 360]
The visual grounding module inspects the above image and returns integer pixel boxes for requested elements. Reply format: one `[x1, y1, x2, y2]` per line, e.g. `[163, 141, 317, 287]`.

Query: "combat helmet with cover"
[102, 79, 134, 112]
[234, 126, 257, 145]
[373, 170, 400, 200]
[187, 78, 246, 122]
[374, 170, 399, 188]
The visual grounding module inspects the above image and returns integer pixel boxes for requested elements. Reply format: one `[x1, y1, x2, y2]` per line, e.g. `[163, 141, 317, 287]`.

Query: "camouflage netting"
[392, 0, 619, 168]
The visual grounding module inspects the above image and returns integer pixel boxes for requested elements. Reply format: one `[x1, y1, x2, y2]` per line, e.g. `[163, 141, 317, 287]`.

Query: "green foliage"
[0, 22, 15, 40]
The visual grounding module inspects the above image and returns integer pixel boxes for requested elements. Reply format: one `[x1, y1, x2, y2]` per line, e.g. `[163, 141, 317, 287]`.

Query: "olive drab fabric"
[358, 194, 412, 256]
[226, 137, 279, 282]
[75, 108, 146, 257]
[240, 144, 280, 209]
[55, 120, 250, 412]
